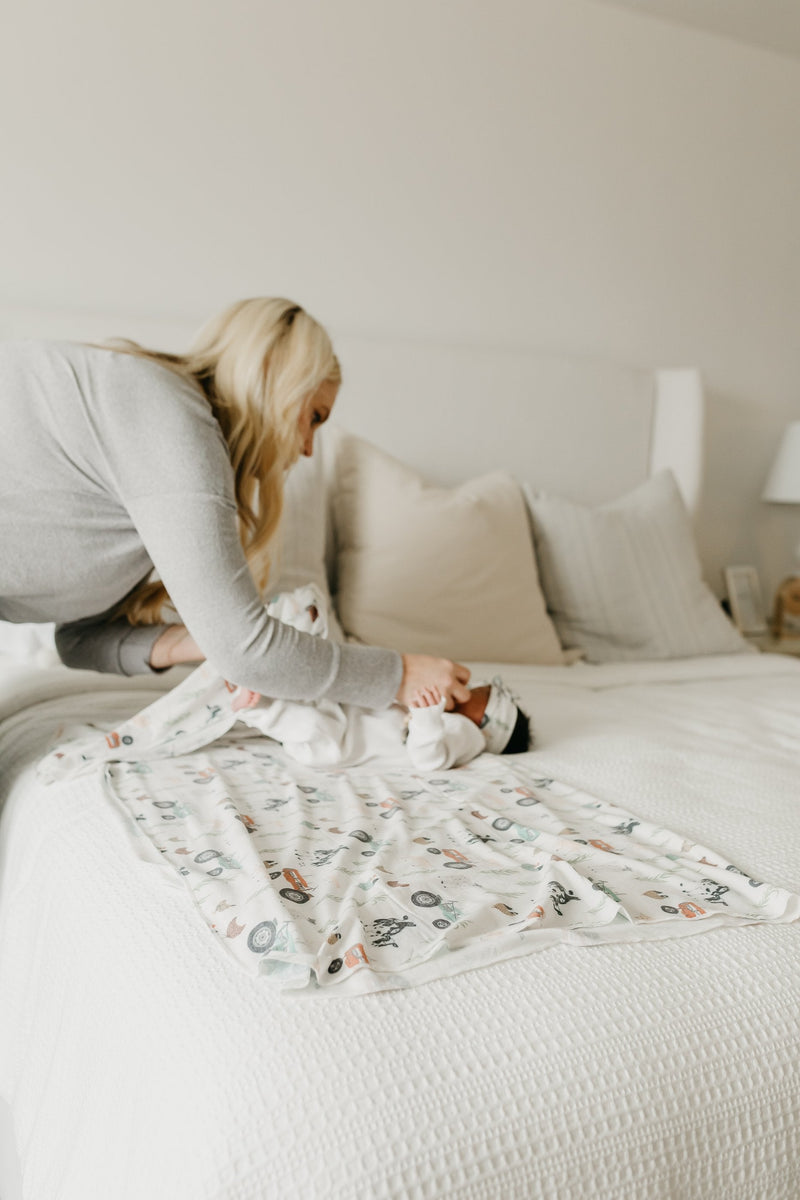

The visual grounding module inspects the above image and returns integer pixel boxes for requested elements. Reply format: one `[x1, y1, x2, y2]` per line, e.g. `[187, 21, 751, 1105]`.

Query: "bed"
[1, 322, 798, 1200]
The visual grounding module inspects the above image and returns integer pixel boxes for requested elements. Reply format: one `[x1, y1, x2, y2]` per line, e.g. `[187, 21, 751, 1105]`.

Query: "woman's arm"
[82, 360, 464, 705]
[54, 616, 170, 675]
[56, 598, 469, 709]
[119, 489, 403, 706]
[55, 615, 204, 675]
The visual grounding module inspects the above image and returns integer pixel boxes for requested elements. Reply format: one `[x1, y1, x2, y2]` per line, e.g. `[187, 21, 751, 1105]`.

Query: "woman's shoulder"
[67, 343, 229, 472]
[2, 338, 201, 403]
[1, 337, 229, 471]
[73, 342, 221, 432]
[75, 341, 198, 392]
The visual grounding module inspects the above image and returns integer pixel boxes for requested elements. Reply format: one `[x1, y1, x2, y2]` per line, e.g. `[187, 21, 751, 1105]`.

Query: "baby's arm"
[406, 688, 485, 770]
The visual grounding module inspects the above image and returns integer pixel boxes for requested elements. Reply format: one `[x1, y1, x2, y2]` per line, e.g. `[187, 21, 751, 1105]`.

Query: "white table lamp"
[763, 421, 800, 565]
[763, 421, 800, 635]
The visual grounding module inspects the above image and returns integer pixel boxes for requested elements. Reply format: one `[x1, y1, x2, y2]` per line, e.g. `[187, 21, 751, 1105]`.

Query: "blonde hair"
[110, 297, 341, 625]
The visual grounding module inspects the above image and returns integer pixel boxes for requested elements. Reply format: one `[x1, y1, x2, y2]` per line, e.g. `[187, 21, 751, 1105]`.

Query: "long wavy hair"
[109, 297, 341, 625]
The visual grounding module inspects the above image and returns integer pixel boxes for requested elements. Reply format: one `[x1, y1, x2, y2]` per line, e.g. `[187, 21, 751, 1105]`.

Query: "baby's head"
[455, 680, 532, 755]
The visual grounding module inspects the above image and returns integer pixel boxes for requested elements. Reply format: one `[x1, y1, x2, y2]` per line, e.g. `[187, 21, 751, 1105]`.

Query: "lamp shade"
[763, 422, 800, 503]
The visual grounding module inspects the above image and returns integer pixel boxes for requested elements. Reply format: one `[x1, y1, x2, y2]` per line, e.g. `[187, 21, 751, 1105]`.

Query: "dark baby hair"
[501, 706, 533, 755]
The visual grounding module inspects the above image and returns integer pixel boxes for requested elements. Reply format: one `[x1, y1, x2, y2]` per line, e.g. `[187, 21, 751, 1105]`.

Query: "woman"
[0, 298, 470, 711]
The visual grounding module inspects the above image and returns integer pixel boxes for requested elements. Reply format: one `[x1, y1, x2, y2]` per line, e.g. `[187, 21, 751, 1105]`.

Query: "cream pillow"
[332, 435, 564, 664]
[268, 426, 343, 642]
[523, 470, 751, 663]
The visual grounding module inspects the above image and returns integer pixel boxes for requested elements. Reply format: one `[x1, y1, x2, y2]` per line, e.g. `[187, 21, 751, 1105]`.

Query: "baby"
[229, 586, 532, 769]
[46, 585, 532, 775]
[235, 671, 532, 771]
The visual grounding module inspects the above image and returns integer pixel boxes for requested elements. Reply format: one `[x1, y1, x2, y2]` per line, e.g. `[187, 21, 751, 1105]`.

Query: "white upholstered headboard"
[332, 334, 702, 513]
[0, 305, 703, 513]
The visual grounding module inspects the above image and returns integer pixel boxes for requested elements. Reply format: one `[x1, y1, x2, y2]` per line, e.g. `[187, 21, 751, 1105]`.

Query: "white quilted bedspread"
[1, 653, 800, 1199]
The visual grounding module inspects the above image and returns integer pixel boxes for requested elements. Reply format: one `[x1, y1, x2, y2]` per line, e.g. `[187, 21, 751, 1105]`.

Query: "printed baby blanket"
[41, 722, 800, 994]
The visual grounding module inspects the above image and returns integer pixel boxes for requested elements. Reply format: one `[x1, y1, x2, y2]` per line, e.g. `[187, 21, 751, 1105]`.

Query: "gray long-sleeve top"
[0, 340, 402, 707]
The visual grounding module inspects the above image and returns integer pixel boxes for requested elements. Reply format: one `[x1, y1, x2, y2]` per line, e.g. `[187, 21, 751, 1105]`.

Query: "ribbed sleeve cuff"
[327, 645, 403, 709]
[407, 699, 446, 729]
[117, 624, 169, 676]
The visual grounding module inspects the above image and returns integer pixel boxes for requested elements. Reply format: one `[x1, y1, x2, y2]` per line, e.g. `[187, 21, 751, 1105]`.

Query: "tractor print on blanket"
[278, 867, 313, 905]
[194, 848, 243, 876]
[410, 890, 463, 927]
[244, 919, 297, 958]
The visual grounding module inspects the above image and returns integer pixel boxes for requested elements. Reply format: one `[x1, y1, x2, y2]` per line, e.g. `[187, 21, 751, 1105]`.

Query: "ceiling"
[590, 0, 800, 59]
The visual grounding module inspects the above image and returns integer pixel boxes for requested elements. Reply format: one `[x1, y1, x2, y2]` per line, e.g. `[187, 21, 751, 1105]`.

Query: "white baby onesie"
[240, 692, 486, 769]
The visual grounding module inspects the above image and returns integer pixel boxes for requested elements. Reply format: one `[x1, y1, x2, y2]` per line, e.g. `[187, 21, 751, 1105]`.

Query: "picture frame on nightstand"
[724, 564, 768, 635]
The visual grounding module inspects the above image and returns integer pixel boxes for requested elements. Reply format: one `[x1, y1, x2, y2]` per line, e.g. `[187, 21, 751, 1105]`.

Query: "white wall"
[2, 0, 799, 599]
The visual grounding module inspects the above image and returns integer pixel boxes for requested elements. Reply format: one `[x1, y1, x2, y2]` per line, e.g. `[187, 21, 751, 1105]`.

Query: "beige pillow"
[332, 435, 564, 664]
[524, 470, 751, 662]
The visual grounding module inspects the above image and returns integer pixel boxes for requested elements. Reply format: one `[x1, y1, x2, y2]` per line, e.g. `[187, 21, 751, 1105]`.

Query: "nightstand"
[745, 632, 800, 657]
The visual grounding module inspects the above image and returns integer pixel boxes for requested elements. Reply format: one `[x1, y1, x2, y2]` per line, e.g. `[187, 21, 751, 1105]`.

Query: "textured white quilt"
[1, 652, 799, 1198]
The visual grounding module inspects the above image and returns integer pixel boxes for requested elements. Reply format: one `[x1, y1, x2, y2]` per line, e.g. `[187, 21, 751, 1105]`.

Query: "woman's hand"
[149, 624, 204, 669]
[396, 655, 471, 711]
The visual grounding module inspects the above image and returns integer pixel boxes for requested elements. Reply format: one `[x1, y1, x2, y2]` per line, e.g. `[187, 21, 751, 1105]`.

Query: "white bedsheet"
[1, 653, 799, 1199]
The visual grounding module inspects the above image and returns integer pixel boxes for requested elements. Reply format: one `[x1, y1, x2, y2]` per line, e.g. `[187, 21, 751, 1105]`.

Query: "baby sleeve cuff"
[407, 699, 447, 729]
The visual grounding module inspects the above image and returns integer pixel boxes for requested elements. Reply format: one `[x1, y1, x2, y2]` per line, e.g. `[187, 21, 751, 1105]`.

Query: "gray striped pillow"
[523, 471, 751, 662]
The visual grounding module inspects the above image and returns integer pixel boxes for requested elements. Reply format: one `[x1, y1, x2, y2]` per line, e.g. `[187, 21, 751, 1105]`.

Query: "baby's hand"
[410, 685, 442, 709]
[231, 687, 262, 712]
